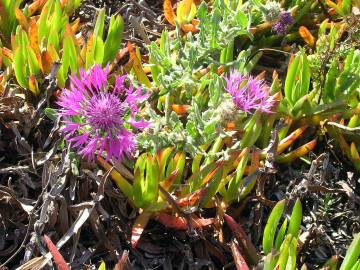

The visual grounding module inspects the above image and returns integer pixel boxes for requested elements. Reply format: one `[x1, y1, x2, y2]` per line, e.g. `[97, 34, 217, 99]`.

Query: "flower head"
[262, 1, 282, 23]
[224, 70, 275, 114]
[272, 12, 294, 35]
[58, 65, 149, 161]
[216, 99, 238, 125]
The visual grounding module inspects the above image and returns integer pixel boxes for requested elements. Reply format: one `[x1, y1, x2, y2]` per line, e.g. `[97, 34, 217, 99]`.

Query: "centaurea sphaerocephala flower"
[224, 70, 276, 114]
[58, 65, 149, 161]
[261, 1, 282, 23]
[272, 11, 294, 35]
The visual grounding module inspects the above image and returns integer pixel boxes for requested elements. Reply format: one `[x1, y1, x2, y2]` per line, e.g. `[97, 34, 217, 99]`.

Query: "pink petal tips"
[57, 64, 149, 162]
[224, 70, 276, 114]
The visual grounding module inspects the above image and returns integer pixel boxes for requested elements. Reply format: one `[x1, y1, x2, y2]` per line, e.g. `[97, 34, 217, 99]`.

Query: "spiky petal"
[224, 70, 276, 114]
[58, 65, 149, 161]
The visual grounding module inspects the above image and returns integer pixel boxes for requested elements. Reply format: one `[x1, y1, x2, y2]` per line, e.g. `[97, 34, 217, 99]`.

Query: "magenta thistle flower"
[272, 12, 294, 35]
[224, 70, 276, 114]
[58, 65, 149, 161]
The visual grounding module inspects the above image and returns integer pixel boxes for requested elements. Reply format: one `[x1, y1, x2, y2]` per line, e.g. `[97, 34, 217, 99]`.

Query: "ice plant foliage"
[58, 65, 149, 161]
[224, 70, 275, 114]
[272, 12, 294, 35]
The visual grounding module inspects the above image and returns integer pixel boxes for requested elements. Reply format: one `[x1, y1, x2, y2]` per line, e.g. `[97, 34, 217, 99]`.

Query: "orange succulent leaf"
[328, 8, 337, 16]
[255, 71, 266, 81]
[143, 66, 152, 74]
[131, 211, 151, 248]
[164, 0, 176, 25]
[156, 147, 173, 168]
[79, 43, 87, 61]
[155, 213, 188, 229]
[29, 75, 40, 96]
[233, 148, 249, 168]
[273, 91, 283, 102]
[192, 19, 200, 26]
[127, 42, 151, 87]
[47, 44, 60, 61]
[35, 51, 44, 74]
[43, 235, 70, 270]
[0, 75, 4, 94]
[71, 18, 81, 33]
[15, 8, 30, 30]
[276, 139, 317, 163]
[60, 0, 68, 8]
[201, 161, 225, 186]
[29, 19, 39, 50]
[2, 48, 13, 61]
[41, 51, 53, 74]
[299, 26, 315, 47]
[161, 170, 179, 191]
[155, 213, 214, 229]
[181, 23, 198, 33]
[64, 24, 80, 53]
[249, 151, 260, 174]
[217, 65, 225, 75]
[276, 126, 308, 154]
[28, 0, 46, 15]
[171, 104, 191, 115]
[64, 24, 75, 39]
[224, 122, 236, 132]
[190, 216, 215, 228]
[176, 189, 205, 207]
[11, 34, 17, 50]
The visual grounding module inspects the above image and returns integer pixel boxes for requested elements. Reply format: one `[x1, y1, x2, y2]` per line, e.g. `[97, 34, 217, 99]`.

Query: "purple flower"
[272, 12, 294, 35]
[58, 65, 149, 161]
[224, 70, 276, 114]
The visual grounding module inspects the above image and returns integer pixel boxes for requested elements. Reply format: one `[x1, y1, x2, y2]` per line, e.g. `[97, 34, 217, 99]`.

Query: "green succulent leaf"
[225, 148, 250, 203]
[263, 199, 286, 254]
[287, 198, 302, 238]
[276, 234, 292, 270]
[97, 261, 107, 270]
[275, 219, 288, 251]
[103, 15, 124, 65]
[13, 47, 28, 89]
[340, 233, 360, 270]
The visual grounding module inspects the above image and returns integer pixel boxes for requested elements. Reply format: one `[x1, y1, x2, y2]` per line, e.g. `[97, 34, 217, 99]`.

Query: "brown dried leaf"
[224, 214, 258, 265]
[230, 240, 250, 270]
[113, 250, 132, 270]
